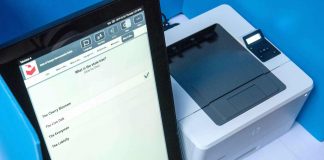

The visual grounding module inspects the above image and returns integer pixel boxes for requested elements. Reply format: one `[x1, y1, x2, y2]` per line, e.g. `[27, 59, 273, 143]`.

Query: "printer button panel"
[243, 30, 281, 62]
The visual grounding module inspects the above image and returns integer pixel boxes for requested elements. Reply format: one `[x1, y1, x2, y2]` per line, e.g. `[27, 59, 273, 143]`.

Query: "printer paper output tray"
[168, 24, 286, 125]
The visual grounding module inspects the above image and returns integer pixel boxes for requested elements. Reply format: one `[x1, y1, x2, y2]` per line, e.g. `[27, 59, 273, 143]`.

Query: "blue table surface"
[0, 1, 323, 159]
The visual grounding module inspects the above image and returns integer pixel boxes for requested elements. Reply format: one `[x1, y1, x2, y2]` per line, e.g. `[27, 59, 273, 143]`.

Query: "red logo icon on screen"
[25, 64, 36, 76]
[22, 61, 39, 79]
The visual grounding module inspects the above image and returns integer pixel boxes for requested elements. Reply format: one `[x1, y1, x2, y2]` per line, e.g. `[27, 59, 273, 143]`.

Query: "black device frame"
[0, 0, 183, 159]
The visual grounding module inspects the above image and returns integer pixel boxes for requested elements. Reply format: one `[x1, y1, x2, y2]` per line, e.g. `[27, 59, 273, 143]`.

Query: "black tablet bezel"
[0, 0, 182, 159]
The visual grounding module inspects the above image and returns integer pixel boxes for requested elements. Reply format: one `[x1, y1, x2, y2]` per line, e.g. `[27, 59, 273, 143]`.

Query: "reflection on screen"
[19, 8, 169, 160]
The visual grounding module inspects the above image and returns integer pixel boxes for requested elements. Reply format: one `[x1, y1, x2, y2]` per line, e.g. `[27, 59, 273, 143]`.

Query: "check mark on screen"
[144, 72, 149, 78]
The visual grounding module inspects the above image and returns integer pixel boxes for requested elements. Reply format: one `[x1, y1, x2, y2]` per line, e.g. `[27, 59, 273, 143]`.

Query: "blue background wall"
[0, 76, 41, 160]
[0, 1, 323, 159]
[0, 0, 103, 44]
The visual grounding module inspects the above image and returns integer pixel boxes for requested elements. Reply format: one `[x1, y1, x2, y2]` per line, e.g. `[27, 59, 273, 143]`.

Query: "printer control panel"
[243, 30, 281, 62]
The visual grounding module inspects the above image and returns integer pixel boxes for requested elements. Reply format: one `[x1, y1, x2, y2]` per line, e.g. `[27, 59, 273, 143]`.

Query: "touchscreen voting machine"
[0, 0, 182, 159]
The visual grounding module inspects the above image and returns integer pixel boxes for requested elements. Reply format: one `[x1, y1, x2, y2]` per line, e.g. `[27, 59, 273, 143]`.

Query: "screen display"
[246, 33, 261, 45]
[18, 8, 169, 160]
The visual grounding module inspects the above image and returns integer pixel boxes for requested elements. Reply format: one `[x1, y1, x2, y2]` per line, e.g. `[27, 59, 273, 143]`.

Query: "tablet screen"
[18, 8, 169, 160]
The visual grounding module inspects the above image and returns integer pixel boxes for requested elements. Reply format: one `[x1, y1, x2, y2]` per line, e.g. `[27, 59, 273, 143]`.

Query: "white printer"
[164, 5, 313, 160]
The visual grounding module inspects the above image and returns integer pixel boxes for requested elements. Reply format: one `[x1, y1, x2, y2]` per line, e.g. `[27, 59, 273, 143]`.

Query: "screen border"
[0, 0, 183, 159]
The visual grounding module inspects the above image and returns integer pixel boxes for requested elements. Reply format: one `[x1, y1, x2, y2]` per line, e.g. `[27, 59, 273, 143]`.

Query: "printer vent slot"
[216, 155, 226, 160]
[234, 146, 257, 160]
